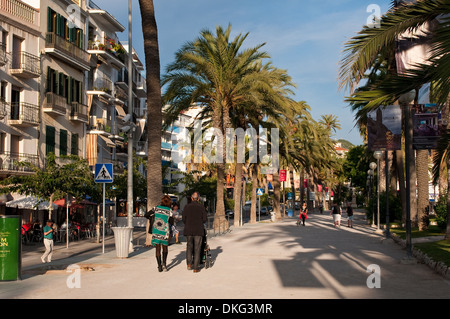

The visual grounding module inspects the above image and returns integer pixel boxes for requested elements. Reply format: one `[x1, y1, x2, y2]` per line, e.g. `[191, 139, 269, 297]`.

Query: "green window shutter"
[53, 70, 58, 94]
[46, 67, 52, 93]
[47, 7, 53, 33]
[68, 77, 72, 103]
[79, 29, 84, 49]
[46, 126, 55, 155]
[71, 133, 79, 156]
[55, 13, 60, 36]
[60, 129, 67, 156]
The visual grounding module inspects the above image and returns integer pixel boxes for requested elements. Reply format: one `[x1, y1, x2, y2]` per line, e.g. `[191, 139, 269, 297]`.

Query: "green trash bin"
[0, 215, 22, 281]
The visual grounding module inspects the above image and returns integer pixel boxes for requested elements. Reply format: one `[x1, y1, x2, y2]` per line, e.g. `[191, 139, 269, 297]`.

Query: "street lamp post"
[373, 151, 383, 231]
[369, 163, 377, 227]
[127, 0, 134, 252]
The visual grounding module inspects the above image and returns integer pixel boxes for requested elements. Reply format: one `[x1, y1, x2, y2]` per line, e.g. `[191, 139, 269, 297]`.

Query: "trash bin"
[270, 212, 276, 222]
[112, 227, 133, 258]
[0, 215, 21, 281]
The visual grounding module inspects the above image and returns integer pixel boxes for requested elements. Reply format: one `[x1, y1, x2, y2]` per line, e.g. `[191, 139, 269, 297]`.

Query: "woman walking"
[297, 202, 308, 226]
[331, 203, 342, 228]
[146, 195, 173, 272]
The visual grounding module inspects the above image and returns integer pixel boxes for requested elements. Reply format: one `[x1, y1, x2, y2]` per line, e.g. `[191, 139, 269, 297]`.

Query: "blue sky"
[95, 0, 393, 146]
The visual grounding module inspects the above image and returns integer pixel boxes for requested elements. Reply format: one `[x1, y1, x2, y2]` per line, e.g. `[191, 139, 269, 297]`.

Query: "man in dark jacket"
[183, 192, 207, 273]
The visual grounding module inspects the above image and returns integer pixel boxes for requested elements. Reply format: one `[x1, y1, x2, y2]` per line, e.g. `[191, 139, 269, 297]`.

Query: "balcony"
[70, 102, 89, 123]
[0, 43, 6, 66]
[87, 76, 113, 99]
[87, 37, 126, 69]
[136, 78, 146, 98]
[0, 99, 8, 120]
[9, 51, 40, 78]
[0, 151, 39, 176]
[89, 117, 111, 135]
[8, 102, 39, 127]
[43, 92, 67, 116]
[0, 0, 39, 27]
[45, 32, 90, 71]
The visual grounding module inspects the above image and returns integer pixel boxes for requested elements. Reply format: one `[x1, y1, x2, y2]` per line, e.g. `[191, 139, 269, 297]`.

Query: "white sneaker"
[41, 257, 46, 263]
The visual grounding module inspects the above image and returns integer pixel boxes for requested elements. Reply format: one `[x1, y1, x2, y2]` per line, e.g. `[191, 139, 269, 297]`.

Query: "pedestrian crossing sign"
[95, 163, 113, 183]
[257, 188, 264, 196]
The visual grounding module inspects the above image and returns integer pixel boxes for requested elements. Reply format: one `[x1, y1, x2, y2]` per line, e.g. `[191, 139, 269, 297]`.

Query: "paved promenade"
[1, 210, 449, 300]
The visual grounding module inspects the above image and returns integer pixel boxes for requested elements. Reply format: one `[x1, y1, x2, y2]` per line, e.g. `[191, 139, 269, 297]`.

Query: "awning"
[115, 105, 127, 117]
[6, 196, 58, 210]
[53, 198, 97, 209]
[99, 135, 116, 148]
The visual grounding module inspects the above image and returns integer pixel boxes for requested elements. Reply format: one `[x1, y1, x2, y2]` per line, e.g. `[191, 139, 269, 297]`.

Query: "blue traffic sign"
[95, 163, 113, 183]
[257, 188, 264, 196]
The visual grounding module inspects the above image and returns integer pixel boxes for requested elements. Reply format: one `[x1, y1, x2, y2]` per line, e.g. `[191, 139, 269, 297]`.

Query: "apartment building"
[0, 0, 41, 177]
[39, 0, 90, 166]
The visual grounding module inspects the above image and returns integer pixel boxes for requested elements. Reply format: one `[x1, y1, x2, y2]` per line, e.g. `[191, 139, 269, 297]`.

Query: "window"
[46, 125, 55, 155]
[60, 129, 67, 156]
[0, 81, 6, 102]
[71, 133, 78, 156]
[47, 7, 84, 49]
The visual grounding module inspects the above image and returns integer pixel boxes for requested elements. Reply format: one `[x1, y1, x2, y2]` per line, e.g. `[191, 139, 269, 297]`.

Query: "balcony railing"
[0, 99, 8, 119]
[45, 32, 90, 68]
[9, 51, 40, 78]
[0, 151, 39, 174]
[89, 117, 111, 133]
[0, 0, 39, 26]
[0, 43, 6, 66]
[88, 76, 113, 96]
[9, 102, 39, 126]
[70, 102, 89, 123]
[44, 92, 68, 116]
[87, 37, 126, 66]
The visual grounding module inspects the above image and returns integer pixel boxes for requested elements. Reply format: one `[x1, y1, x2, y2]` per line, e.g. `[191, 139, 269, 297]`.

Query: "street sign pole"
[95, 163, 113, 254]
[103, 183, 106, 254]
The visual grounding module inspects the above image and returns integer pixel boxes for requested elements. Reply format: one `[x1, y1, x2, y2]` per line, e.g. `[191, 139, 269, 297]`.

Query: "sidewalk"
[1, 210, 450, 299]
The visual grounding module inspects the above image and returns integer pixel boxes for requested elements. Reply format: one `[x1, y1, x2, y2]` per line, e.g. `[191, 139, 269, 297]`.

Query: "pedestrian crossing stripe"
[95, 163, 113, 183]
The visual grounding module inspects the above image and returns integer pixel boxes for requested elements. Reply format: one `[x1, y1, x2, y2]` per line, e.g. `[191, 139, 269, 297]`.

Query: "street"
[1, 210, 449, 300]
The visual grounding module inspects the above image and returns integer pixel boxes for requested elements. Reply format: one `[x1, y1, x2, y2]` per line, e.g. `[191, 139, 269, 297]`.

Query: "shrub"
[366, 191, 402, 224]
[435, 193, 448, 230]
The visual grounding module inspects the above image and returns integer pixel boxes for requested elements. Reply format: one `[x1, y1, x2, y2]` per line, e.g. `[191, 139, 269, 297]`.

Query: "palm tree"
[138, 0, 163, 210]
[339, 0, 450, 234]
[162, 25, 274, 231]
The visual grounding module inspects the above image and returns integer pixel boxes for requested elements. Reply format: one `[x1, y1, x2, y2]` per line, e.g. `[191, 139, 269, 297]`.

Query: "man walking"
[41, 220, 55, 263]
[182, 192, 207, 273]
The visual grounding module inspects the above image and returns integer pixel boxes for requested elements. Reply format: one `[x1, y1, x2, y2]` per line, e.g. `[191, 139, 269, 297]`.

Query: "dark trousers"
[186, 235, 203, 270]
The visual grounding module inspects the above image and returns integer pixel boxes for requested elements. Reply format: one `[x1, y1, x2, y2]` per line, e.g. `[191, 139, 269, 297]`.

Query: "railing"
[0, 0, 39, 25]
[44, 92, 68, 115]
[0, 151, 39, 173]
[10, 51, 40, 76]
[0, 99, 7, 119]
[45, 32, 90, 65]
[10, 102, 39, 125]
[70, 101, 88, 122]
[0, 43, 6, 65]
[90, 117, 111, 133]
[90, 76, 113, 95]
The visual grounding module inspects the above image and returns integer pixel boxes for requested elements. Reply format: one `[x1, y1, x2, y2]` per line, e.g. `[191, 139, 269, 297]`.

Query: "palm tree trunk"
[395, 149, 407, 224]
[273, 171, 282, 220]
[416, 149, 429, 231]
[250, 164, 258, 224]
[139, 0, 163, 210]
[233, 163, 243, 227]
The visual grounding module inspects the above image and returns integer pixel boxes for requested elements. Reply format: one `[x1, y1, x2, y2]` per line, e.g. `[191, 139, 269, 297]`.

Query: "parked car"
[226, 209, 234, 219]
[267, 206, 273, 212]
[260, 206, 268, 215]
